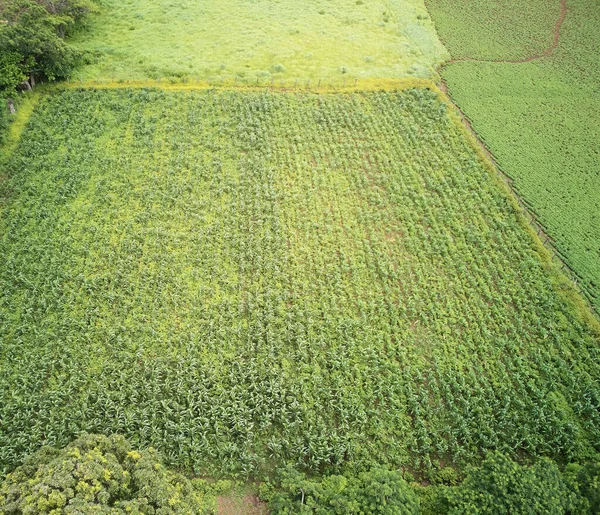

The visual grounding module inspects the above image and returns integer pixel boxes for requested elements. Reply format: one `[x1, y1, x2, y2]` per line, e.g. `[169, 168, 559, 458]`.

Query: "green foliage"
[442, 452, 574, 514]
[564, 461, 600, 514]
[0, 52, 26, 94]
[428, 0, 600, 311]
[0, 0, 96, 86]
[269, 466, 419, 514]
[68, 0, 448, 82]
[0, 433, 212, 513]
[266, 454, 600, 515]
[431, 467, 460, 487]
[0, 101, 8, 145]
[1, 88, 599, 480]
[39, 0, 99, 37]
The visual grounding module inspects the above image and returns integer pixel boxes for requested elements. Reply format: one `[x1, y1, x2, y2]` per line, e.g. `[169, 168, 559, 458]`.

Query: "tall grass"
[70, 0, 448, 82]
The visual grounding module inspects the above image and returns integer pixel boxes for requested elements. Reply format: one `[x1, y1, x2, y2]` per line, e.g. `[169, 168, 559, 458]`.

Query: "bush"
[443, 452, 575, 515]
[0, 51, 26, 94]
[0, 0, 97, 89]
[268, 466, 419, 514]
[564, 461, 600, 514]
[0, 433, 210, 514]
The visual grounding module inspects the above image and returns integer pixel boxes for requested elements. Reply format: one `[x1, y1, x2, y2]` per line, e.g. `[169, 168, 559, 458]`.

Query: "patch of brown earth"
[216, 494, 269, 515]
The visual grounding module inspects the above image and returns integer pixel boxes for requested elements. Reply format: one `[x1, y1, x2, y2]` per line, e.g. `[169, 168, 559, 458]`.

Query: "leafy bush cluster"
[0, 433, 212, 514]
[0, 0, 97, 92]
[267, 453, 600, 514]
[265, 467, 419, 514]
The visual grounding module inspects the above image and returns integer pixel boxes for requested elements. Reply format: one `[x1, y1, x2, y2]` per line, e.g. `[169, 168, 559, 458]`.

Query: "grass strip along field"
[1, 87, 599, 479]
[70, 0, 448, 83]
[426, 0, 600, 312]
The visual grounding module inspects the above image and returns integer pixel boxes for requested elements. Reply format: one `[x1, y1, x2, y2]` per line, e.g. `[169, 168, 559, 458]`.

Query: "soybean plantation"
[1, 88, 599, 479]
[426, 0, 600, 311]
[70, 0, 448, 83]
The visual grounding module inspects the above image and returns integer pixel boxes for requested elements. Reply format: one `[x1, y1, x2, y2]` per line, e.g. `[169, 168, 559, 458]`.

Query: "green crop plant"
[0, 88, 599, 482]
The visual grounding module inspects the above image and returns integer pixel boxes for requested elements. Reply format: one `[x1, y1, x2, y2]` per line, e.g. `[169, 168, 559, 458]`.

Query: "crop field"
[425, 0, 561, 61]
[70, 0, 448, 82]
[427, 0, 600, 312]
[1, 88, 599, 479]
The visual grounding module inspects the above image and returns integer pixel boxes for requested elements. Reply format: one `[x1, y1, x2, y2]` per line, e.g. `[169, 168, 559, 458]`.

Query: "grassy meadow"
[427, 0, 600, 312]
[70, 0, 448, 82]
[1, 88, 599, 479]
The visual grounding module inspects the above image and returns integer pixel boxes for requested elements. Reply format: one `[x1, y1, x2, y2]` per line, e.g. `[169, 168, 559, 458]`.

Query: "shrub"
[0, 433, 210, 514]
[0, 102, 9, 145]
[443, 452, 574, 515]
[268, 466, 419, 514]
[564, 461, 600, 514]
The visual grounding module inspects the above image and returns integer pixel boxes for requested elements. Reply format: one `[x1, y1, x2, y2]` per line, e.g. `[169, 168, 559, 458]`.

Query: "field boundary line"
[56, 77, 438, 94]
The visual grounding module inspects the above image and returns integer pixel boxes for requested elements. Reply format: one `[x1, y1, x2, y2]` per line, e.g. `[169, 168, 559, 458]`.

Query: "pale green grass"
[71, 0, 448, 82]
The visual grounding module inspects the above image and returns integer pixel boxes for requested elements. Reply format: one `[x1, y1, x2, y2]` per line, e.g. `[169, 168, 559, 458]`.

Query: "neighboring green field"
[425, 0, 561, 61]
[427, 0, 600, 311]
[70, 0, 448, 82]
[1, 88, 599, 479]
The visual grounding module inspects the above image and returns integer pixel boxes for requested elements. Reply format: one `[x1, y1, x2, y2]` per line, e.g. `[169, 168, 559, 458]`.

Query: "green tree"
[0, 0, 96, 90]
[0, 50, 23, 143]
[564, 461, 600, 514]
[0, 51, 25, 93]
[0, 0, 80, 86]
[45, 0, 98, 33]
[0, 433, 211, 514]
[269, 466, 419, 514]
[444, 452, 575, 515]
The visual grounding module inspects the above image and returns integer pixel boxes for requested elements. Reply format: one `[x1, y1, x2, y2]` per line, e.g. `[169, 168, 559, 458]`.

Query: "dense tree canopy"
[0, 433, 212, 514]
[0, 0, 96, 93]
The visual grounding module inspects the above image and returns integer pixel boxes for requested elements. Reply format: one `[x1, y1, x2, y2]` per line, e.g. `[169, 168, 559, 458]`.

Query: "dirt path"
[217, 494, 268, 515]
[441, 0, 566, 67]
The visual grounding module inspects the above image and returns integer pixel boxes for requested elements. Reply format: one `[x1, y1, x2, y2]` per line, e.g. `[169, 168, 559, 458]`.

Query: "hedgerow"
[268, 453, 600, 514]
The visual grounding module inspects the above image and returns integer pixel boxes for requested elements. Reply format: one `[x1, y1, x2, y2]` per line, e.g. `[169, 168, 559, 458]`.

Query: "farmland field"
[70, 0, 448, 82]
[425, 0, 561, 61]
[426, 0, 600, 311]
[1, 88, 599, 479]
